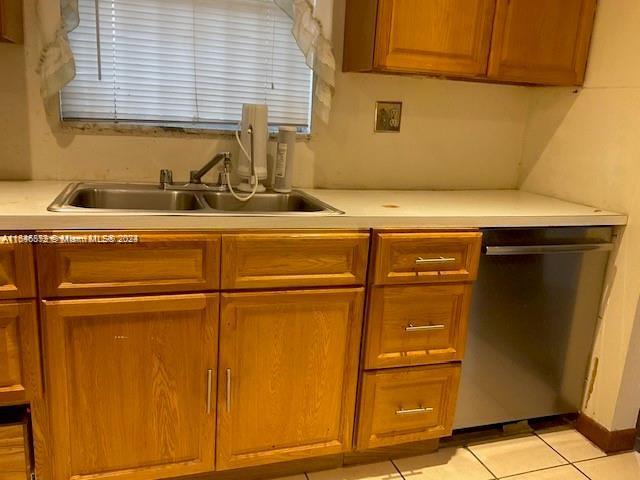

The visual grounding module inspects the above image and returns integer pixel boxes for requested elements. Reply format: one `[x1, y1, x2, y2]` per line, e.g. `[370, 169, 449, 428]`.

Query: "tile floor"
[275, 427, 640, 480]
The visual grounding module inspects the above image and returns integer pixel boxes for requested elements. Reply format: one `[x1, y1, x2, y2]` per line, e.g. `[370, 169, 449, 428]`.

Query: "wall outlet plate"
[374, 101, 402, 133]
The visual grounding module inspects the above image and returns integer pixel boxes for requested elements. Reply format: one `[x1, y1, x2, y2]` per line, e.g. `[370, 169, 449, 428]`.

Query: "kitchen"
[0, 0, 639, 479]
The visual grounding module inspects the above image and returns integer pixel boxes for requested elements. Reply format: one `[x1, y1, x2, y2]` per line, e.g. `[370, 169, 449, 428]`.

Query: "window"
[61, 0, 313, 131]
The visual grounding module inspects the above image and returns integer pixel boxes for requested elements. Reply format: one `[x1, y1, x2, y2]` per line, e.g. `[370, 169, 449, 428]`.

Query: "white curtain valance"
[274, 0, 336, 123]
[38, 0, 336, 123]
[37, 0, 79, 99]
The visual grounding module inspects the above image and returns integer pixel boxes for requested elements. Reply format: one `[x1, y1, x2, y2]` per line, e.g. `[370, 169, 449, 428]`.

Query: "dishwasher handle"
[485, 243, 614, 256]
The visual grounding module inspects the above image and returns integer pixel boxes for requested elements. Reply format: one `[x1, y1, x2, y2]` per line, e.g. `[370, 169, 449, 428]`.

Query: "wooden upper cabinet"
[375, 0, 496, 76]
[344, 0, 496, 77]
[343, 0, 597, 86]
[0, 0, 23, 44]
[217, 288, 364, 470]
[0, 300, 41, 405]
[42, 294, 218, 480]
[0, 243, 35, 299]
[37, 232, 220, 297]
[488, 0, 597, 85]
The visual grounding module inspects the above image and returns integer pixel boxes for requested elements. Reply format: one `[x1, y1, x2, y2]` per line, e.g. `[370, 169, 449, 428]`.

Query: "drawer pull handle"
[396, 406, 434, 416]
[405, 323, 445, 332]
[226, 368, 232, 414]
[416, 256, 456, 265]
[206, 369, 213, 414]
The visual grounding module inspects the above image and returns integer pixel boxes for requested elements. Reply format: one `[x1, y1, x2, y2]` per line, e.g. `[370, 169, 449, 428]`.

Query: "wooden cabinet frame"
[0, 300, 41, 405]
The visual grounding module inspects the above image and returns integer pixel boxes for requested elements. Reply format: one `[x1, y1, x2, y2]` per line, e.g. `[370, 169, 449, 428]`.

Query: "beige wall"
[520, 0, 640, 431]
[0, 0, 531, 189]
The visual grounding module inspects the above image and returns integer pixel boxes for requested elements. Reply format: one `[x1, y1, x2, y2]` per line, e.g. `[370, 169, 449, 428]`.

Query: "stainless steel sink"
[48, 183, 343, 216]
[202, 191, 329, 213]
[65, 186, 205, 211]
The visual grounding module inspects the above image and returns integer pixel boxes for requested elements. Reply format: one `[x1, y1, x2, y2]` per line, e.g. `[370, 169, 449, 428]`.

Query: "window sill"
[59, 120, 312, 141]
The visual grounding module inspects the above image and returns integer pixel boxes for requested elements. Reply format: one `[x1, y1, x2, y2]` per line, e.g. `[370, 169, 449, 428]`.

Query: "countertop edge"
[0, 214, 627, 231]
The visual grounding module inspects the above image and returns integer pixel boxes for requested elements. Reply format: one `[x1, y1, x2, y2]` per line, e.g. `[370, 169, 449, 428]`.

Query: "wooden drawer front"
[37, 233, 220, 297]
[357, 364, 461, 450]
[365, 285, 472, 369]
[373, 232, 481, 285]
[0, 301, 41, 405]
[0, 243, 35, 299]
[0, 424, 28, 479]
[221, 232, 369, 289]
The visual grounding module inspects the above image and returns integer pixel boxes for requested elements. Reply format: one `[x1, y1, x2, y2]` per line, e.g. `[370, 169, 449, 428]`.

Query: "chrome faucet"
[190, 152, 231, 184]
[159, 151, 232, 191]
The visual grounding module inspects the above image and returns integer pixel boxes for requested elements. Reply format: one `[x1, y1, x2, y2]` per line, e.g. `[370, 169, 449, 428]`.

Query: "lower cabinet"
[216, 288, 364, 470]
[42, 293, 219, 480]
[356, 364, 461, 450]
[0, 300, 40, 405]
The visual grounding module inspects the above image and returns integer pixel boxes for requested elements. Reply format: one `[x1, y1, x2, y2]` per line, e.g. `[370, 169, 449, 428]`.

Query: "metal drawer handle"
[405, 323, 445, 332]
[226, 368, 232, 414]
[396, 406, 434, 416]
[206, 369, 213, 414]
[416, 256, 456, 265]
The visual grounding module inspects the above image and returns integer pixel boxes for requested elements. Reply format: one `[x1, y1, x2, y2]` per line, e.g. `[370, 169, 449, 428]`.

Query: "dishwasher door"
[454, 227, 614, 429]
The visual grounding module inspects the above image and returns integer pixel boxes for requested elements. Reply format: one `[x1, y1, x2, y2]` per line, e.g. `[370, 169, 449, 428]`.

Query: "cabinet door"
[0, 0, 24, 44]
[374, 0, 496, 76]
[43, 294, 218, 480]
[217, 288, 364, 470]
[0, 300, 41, 405]
[488, 0, 597, 85]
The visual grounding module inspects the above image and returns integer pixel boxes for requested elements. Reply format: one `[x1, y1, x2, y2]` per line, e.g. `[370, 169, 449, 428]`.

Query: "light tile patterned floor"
[274, 428, 640, 480]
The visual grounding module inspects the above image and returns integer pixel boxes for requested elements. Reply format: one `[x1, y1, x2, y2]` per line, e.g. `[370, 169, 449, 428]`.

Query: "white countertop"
[0, 181, 627, 230]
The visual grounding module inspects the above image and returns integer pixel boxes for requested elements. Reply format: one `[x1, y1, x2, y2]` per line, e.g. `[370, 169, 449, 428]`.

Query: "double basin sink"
[48, 183, 343, 215]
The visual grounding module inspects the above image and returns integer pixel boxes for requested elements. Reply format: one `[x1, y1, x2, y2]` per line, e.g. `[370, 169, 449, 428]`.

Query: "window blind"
[61, 0, 313, 129]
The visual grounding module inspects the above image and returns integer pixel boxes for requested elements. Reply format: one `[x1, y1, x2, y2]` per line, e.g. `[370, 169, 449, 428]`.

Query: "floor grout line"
[464, 445, 499, 479]
[572, 461, 595, 480]
[497, 463, 589, 479]
[389, 458, 407, 480]
[533, 431, 573, 465]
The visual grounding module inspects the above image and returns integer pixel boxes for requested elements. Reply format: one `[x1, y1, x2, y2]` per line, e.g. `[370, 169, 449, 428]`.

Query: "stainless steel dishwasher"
[454, 226, 614, 429]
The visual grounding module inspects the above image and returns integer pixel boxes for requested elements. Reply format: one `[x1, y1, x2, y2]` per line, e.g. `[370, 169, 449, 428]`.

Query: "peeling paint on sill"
[59, 121, 312, 141]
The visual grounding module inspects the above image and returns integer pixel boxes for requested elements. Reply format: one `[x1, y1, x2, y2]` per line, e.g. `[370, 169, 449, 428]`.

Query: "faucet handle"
[160, 169, 173, 187]
[189, 170, 201, 184]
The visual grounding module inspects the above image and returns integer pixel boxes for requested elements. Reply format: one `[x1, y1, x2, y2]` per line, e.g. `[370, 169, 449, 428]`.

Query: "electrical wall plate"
[374, 101, 402, 133]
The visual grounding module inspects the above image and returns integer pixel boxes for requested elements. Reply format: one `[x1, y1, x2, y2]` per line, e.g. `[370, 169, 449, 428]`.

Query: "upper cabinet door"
[488, 0, 597, 85]
[217, 288, 364, 470]
[374, 0, 497, 76]
[43, 294, 218, 480]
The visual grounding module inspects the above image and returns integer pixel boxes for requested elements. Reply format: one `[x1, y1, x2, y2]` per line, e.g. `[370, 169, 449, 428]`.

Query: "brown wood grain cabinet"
[0, 422, 29, 479]
[344, 0, 496, 77]
[22, 228, 484, 479]
[364, 284, 473, 369]
[0, 243, 35, 299]
[41, 293, 219, 480]
[216, 288, 364, 470]
[371, 231, 482, 285]
[356, 364, 461, 450]
[37, 232, 220, 297]
[0, 0, 23, 44]
[0, 300, 41, 405]
[343, 0, 597, 86]
[221, 231, 369, 290]
[488, 0, 597, 85]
